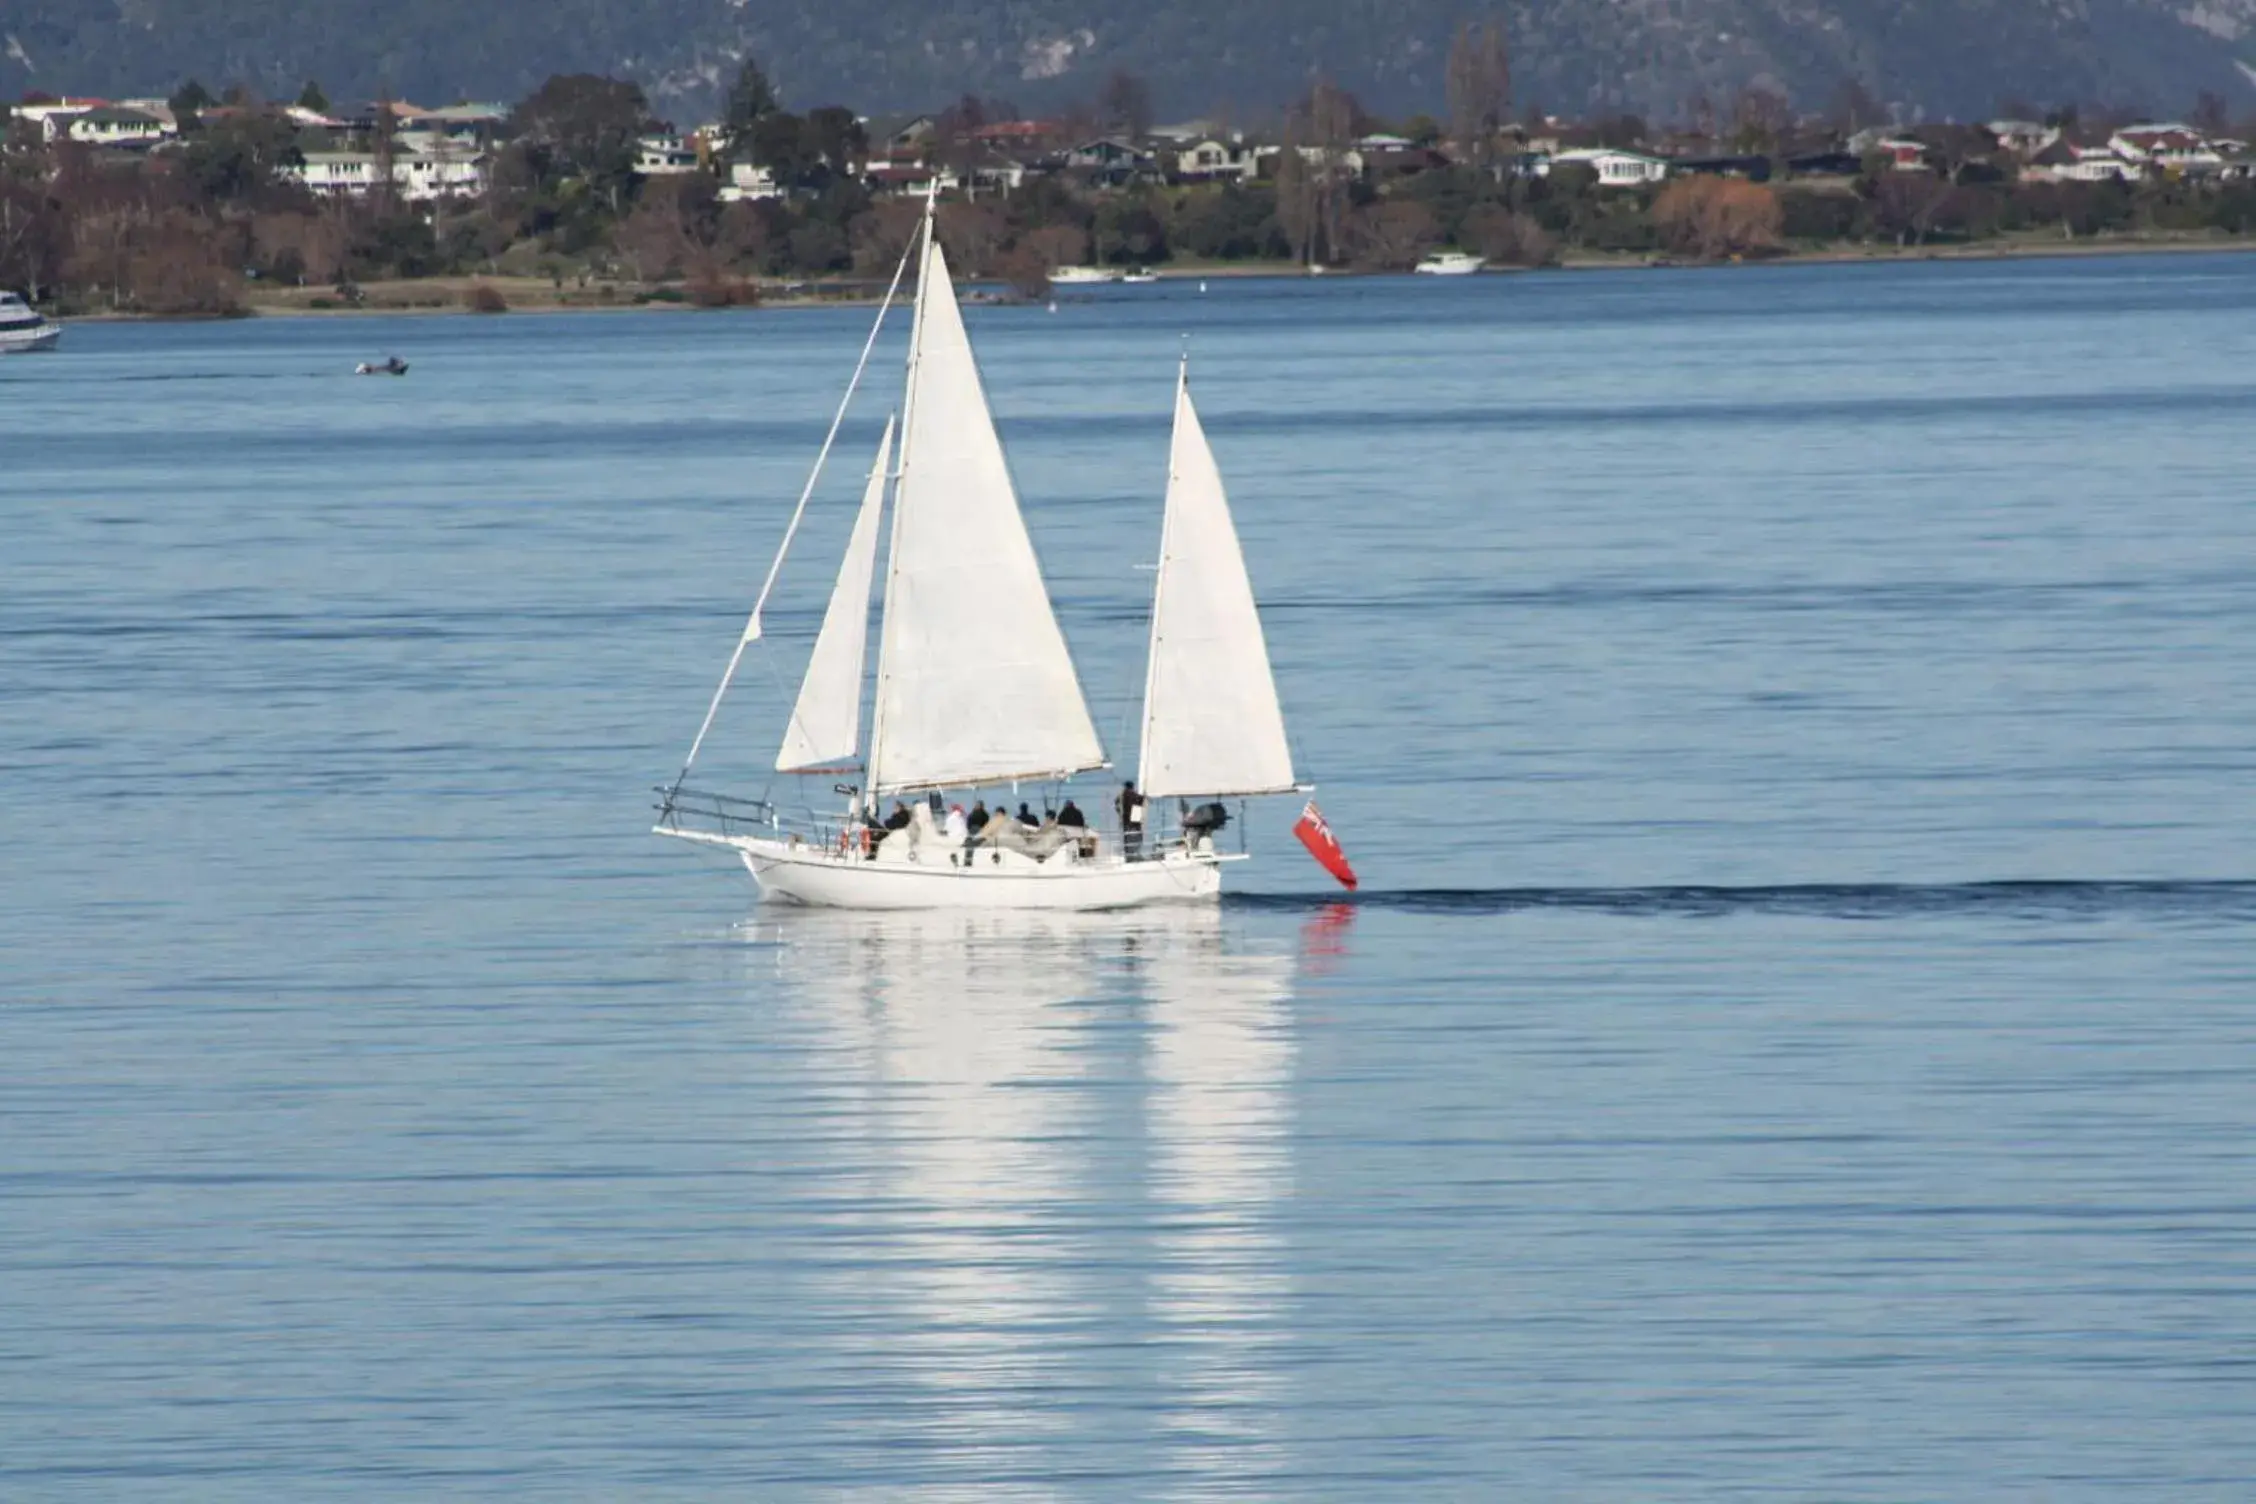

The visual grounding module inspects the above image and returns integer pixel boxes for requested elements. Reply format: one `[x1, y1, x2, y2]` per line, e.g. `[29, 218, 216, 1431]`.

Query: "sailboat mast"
[663, 212, 921, 805]
[1137, 354, 1189, 801]
[863, 185, 939, 817]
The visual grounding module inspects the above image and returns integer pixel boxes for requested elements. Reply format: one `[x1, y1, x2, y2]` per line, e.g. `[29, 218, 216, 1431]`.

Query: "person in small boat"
[1117, 780, 1144, 859]
[944, 804, 968, 844]
[966, 800, 990, 836]
[1057, 798, 1085, 829]
[1016, 802, 1039, 828]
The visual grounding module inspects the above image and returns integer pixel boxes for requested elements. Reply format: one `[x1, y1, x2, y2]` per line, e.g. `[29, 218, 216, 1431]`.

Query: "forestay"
[776, 416, 892, 772]
[1137, 367, 1296, 799]
[867, 235, 1107, 794]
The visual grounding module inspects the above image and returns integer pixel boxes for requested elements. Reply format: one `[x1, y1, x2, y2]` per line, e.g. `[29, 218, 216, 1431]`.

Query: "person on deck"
[1116, 780, 1144, 860]
[1017, 802, 1040, 828]
[1057, 798, 1085, 829]
[966, 801, 990, 836]
[944, 804, 968, 844]
[884, 801, 912, 831]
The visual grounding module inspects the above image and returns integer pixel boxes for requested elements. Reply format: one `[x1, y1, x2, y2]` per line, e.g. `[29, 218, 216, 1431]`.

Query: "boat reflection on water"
[1139, 912, 1299, 1481]
[743, 903, 1345, 1484]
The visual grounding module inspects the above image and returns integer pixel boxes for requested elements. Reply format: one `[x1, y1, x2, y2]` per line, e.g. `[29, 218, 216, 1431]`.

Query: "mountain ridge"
[5, 1, 2254, 126]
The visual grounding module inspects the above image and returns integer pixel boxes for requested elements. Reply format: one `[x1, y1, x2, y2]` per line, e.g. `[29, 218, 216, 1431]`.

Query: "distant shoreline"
[57, 233, 2256, 323]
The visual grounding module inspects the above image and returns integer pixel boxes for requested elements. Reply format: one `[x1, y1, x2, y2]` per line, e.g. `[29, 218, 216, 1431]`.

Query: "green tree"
[297, 80, 329, 113]
[170, 78, 214, 132]
[509, 74, 651, 210]
[803, 106, 867, 179]
[724, 57, 780, 145]
[185, 113, 305, 203]
[749, 112, 820, 187]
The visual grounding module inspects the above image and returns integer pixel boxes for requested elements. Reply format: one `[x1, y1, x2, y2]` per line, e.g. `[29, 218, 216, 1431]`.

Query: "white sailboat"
[655, 191, 1303, 910]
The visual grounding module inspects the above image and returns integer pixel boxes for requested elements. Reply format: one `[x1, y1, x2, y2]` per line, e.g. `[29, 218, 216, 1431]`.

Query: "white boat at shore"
[1121, 268, 1159, 284]
[1413, 251, 1486, 276]
[1049, 265, 1121, 285]
[0, 291, 61, 352]
[656, 190, 1306, 911]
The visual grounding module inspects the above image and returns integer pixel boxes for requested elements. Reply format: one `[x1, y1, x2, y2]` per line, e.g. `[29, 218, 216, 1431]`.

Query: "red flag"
[1292, 799, 1358, 890]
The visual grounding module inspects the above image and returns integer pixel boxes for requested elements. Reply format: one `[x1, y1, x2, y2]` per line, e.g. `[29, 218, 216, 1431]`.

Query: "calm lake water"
[6, 255, 2256, 1498]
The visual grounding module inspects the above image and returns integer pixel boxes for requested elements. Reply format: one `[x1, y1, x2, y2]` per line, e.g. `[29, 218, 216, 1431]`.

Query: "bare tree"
[1461, 202, 1554, 266]
[614, 177, 695, 281]
[936, 200, 1008, 274]
[372, 93, 398, 219]
[1870, 170, 1955, 246]
[1730, 85, 1793, 155]
[848, 198, 926, 273]
[1341, 200, 1439, 269]
[1445, 19, 1512, 174]
[1020, 222, 1088, 269]
[1827, 78, 1884, 138]
[1097, 70, 1154, 138]
[1652, 176, 1783, 259]
[2189, 90, 2232, 139]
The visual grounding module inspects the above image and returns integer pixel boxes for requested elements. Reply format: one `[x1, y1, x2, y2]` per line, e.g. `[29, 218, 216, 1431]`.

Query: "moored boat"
[0, 291, 61, 353]
[656, 190, 1309, 910]
[1048, 265, 1121, 285]
[1413, 250, 1486, 276]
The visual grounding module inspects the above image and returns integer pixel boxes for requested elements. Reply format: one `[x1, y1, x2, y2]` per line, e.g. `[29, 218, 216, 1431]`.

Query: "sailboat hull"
[661, 830, 1228, 910]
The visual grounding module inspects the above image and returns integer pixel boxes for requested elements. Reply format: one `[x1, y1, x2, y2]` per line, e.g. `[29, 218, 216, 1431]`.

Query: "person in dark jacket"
[1057, 798, 1085, 829]
[966, 800, 990, 835]
[1116, 780, 1144, 860]
[1016, 802, 1040, 828]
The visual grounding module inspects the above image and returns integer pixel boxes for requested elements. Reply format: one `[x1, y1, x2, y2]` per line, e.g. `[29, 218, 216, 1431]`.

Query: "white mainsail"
[1137, 366, 1296, 799]
[777, 416, 893, 772]
[866, 230, 1107, 794]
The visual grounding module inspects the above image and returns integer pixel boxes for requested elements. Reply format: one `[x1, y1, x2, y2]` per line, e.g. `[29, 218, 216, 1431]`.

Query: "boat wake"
[1230, 880, 2256, 921]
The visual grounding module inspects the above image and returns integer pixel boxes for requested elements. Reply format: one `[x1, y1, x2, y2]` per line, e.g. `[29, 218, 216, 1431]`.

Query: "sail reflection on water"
[1139, 912, 1297, 1485]
[756, 908, 1101, 1476]
[746, 905, 1315, 1486]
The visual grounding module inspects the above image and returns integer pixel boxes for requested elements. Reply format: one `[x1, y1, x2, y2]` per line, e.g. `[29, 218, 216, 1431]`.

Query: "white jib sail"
[777, 416, 893, 772]
[1137, 367, 1296, 799]
[867, 234, 1106, 794]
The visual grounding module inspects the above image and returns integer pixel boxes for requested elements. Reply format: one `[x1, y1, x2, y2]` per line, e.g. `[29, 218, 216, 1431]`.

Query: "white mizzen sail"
[866, 232, 1106, 794]
[777, 417, 893, 771]
[1138, 366, 1296, 799]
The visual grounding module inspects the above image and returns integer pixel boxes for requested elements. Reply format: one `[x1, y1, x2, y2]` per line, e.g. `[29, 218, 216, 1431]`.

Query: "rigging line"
[666, 225, 921, 802]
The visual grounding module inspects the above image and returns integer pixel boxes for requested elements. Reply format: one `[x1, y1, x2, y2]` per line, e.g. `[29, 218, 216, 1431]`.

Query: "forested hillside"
[5, 0, 2254, 122]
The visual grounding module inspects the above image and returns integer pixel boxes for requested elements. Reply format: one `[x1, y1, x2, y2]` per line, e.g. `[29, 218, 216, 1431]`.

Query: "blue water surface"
[4, 255, 2256, 1498]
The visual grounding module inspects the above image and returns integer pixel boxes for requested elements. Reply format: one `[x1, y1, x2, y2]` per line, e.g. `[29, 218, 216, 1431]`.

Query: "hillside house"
[716, 162, 782, 202]
[1871, 137, 1930, 171]
[66, 105, 168, 148]
[1545, 147, 1669, 185]
[291, 141, 486, 201]
[2110, 124, 2226, 175]
[1666, 153, 1773, 182]
[634, 133, 699, 176]
[2022, 137, 2136, 183]
[861, 115, 936, 156]
[1058, 137, 1159, 186]
[1986, 119, 2058, 157]
[1175, 137, 1256, 183]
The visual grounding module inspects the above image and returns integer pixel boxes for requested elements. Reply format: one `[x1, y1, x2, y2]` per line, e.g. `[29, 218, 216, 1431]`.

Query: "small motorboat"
[1121, 268, 1159, 284]
[0, 290, 61, 353]
[1048, 265, 1120, 286]
[354, 356, 409, 376]
[1414, 251, 1486, 276]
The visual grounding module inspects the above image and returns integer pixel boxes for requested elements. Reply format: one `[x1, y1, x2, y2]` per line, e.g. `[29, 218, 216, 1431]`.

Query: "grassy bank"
[57, 231, 2256, 323]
